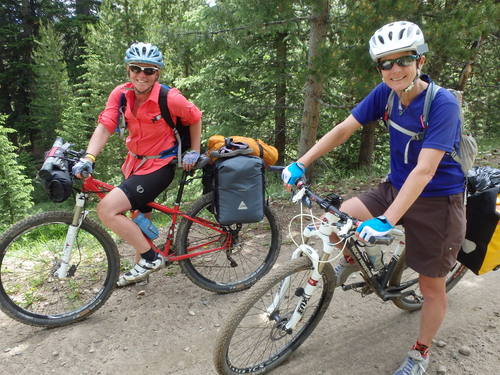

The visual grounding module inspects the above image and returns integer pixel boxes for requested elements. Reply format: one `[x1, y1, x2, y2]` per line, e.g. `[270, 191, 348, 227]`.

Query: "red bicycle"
[0, 140, 281, 327]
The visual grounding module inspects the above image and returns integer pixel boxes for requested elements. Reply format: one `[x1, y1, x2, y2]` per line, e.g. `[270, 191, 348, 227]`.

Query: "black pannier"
[214, 155, 265, 225]
[458, 186, 500, 275]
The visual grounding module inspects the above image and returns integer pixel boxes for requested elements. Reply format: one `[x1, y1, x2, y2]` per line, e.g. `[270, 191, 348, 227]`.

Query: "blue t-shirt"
[351, 76, 465, 197]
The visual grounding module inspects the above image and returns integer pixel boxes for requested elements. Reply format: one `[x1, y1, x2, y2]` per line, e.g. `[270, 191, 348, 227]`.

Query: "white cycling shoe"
[393, 350, 430, 375]
[117, 255, 165, 287]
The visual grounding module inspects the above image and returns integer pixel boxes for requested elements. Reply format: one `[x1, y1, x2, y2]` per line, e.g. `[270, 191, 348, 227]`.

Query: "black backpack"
[117, 84, 191, 153]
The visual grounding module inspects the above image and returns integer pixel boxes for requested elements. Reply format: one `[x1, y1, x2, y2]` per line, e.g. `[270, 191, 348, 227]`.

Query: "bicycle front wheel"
[175, 192, 281, 293]
[214, 256, 335, 375]
[0, 211, 120, 327]
[389, 249, 468, 311]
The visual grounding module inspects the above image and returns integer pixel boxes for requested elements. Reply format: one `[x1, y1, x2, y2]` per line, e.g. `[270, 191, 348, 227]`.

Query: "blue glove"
[72, 158, 93, 178]
[356, 216, 394, 243]
[182, 150, 200, 166]
[282, 162, 305, 185]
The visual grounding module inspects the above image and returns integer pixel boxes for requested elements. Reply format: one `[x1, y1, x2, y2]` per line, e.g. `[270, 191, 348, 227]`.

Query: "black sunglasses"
[128, 64, 159, 75]
[377, 55, 418, 71]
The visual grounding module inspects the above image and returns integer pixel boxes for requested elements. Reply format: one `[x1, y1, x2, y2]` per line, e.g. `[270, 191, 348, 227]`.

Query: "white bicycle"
[213, 180, 468, 374]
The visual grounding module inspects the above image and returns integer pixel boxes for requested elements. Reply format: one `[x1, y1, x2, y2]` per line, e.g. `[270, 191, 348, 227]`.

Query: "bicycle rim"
[176, 193, 281, 293]
[389, 249, 468, 311]
[214, 257, 335, 374]
[0, 211, 119, 327]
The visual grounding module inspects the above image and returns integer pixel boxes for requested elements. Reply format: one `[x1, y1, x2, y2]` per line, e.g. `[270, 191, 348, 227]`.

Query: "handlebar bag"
[214, 155, 265, 225]
[42, 169, 73, 203]
[458, 186, 500, 275]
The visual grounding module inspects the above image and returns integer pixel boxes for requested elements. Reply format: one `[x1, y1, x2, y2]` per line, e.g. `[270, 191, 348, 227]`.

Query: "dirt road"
[1, 200, 499, 375]
[2, 149, 500, 374]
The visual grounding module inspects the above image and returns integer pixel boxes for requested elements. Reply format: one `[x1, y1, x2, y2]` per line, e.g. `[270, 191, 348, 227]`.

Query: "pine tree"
[31, 22, 72, 156]
[0, 117, 34, 229]
[60, 0, 149, 183]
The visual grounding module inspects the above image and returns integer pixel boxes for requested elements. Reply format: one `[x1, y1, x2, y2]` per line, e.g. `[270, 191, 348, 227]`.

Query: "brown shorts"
[358, 182, 466, 277]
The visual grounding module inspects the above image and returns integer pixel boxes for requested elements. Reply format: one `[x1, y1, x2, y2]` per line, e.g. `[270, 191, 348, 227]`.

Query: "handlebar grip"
[267, 165, 285, 173]
[195, 154, 210, 169]
[368, 235, 394, 246]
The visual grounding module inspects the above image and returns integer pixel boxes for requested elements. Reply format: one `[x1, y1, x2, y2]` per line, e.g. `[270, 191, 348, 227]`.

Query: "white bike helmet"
[124, 42, 164, 68]
[369, 21, 428, 62]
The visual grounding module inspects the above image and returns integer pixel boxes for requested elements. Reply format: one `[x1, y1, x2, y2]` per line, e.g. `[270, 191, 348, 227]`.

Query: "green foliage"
[0, 118, 34, 230]
[1, 0, 498, 194]
[31, 22, 72, 152]
[60, 0, 150, 182]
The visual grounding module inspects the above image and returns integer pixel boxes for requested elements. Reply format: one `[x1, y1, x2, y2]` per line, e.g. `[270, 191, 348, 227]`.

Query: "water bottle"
[365, 245, 384, 271]
[132, 211, 159, 240]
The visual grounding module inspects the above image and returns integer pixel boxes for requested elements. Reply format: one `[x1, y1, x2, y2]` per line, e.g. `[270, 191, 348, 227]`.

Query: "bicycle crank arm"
[341, 281, 367, 291]
[380, 289, 418, 301]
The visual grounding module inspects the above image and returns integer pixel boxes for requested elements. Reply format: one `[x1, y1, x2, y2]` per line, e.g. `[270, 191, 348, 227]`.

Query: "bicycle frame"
[268, 185, 406, 332]
[52, 169, 229, 279]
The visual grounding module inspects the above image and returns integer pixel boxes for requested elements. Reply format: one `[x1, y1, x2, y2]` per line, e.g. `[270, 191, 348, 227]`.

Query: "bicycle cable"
[287, 202, 347, 265]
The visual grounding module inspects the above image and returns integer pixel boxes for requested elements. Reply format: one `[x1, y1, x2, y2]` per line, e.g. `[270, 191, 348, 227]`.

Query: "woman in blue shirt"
[282, 21, 466, 375]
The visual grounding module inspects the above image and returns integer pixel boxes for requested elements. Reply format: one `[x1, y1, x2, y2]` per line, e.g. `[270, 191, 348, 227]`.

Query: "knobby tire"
[214, 256, 335, 374]
[175, 192, 281, 294]
[0, 211, 120, 327]
[389, 249, 468, 311]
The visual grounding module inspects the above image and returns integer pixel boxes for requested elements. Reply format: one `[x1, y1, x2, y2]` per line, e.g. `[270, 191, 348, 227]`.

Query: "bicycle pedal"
[341, 281, 366, 291]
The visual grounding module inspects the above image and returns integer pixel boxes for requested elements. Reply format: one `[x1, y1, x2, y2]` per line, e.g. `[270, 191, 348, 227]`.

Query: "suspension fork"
[267, 240, 335, 331]
[54, 193, 89, 278]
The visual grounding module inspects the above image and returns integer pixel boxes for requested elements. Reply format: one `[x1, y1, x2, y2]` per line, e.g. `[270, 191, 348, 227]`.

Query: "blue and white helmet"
[124, 42, 164, 68]
[369, 21, 428, 62]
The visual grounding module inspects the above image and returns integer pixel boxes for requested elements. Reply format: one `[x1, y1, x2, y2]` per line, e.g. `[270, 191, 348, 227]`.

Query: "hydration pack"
[384, 81, 478, 174]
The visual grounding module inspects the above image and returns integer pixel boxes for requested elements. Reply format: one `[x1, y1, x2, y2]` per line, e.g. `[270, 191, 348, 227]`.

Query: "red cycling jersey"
[98, 81, 202, 178]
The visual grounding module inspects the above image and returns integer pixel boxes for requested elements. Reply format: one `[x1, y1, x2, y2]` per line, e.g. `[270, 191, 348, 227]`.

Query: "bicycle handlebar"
[292, 181, 397, 246]
[40, 137, 212, 182]
[267, 165, 285, 173]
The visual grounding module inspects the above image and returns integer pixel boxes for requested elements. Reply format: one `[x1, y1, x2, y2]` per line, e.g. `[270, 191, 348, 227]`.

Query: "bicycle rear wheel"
[175, 192, 281, 293]
[0, 211, 120, 327]
[389, 249, 468, 311]
[214, 256, 335, 375]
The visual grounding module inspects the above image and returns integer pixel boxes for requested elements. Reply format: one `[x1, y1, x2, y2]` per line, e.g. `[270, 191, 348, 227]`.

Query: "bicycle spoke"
[0, 212, 119, 327]
[176, 193, 280, 293]
[224, 260, 331, 371]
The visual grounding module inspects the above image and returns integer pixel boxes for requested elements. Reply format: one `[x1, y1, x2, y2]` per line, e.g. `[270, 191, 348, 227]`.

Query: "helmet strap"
[400, 67, 421, 94]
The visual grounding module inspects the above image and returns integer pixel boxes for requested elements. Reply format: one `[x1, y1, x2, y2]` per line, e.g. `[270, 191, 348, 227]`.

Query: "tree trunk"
[20, 0, 36, 151]
[274, 32, 287, 165]
[457, 36, 484, 92]
[75, 0, 92, 16]
[357, 121, 377, 168]
[298, 0, 329, 179]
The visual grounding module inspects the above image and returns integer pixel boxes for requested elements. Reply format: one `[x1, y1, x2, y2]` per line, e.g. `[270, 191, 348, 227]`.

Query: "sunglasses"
[377, 55, 418, 71]
[128, 64, 159, 75]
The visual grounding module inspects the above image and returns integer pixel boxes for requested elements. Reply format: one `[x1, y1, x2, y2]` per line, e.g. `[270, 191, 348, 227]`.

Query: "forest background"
[0, 0, 498, 231]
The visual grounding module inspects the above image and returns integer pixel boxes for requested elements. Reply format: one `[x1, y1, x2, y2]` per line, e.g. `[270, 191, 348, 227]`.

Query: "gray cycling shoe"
[333, 256, 360, 286]
[116, 255, 165, 287]
[393, 350, 430, 375]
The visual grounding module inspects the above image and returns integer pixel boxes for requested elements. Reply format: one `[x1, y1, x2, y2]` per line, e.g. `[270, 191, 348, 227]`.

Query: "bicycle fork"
[54, 193, 88, 279]
[268, 220, 338, 332]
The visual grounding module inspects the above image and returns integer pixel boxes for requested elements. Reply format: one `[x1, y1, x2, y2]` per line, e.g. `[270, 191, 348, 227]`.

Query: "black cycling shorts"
[118, 163, 176, 213]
